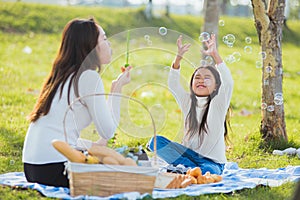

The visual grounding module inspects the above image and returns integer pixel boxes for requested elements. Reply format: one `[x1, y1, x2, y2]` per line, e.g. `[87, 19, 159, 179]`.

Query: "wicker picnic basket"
[63, 93, 158, 197]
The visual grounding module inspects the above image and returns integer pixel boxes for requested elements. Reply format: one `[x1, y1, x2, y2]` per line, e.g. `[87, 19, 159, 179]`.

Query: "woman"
[148, 34, 233, 175]
[22, 18, 131, 187]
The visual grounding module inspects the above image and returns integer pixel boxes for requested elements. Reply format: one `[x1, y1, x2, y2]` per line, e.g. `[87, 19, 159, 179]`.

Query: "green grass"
[0, 2, 300, 199]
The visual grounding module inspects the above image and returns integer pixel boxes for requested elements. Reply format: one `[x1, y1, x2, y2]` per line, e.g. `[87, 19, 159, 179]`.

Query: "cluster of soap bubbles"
[223, 34, 236, 47]
[255, 51, 268, 69]
[200, 55, 214, 66]
[199, 19, 274, 72]
[243, 36, 253, 54]
[224, 52, 241, 64]
[261, 93, 284, 112]
[198, 32, 210, 42]
[197, 20, 285, 114]
[143, 27, 168, 45]
[144, 34, 152, 46]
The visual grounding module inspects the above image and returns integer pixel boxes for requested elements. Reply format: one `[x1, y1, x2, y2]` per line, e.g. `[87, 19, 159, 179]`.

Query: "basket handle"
[62, 93, 157, 165]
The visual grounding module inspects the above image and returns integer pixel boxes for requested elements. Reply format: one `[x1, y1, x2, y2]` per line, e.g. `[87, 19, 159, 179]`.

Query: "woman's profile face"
[192, 68, 216, 97]
[97, 26, 112, 64]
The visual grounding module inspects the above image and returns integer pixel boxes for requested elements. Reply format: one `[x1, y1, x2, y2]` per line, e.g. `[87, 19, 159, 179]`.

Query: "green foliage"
[0, 2, 202, 37]
[0, 2, 300, 200]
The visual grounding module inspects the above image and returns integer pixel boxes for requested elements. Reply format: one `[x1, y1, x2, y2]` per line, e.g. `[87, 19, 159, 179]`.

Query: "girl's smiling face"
[192, 68, 217, 97]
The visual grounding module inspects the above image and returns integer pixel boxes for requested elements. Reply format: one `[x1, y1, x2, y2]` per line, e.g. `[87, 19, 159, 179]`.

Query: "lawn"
[0, 2, 300, 199]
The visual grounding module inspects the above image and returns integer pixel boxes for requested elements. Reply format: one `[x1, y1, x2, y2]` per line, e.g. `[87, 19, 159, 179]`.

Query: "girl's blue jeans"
[147, 135, 224, 175]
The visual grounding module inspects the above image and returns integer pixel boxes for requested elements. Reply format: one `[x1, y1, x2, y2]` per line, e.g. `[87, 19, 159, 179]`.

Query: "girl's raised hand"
[202, 33, 218, 57]
[172, 35, 191, 69]
[111, 66, 132, 92]
[201, 34, 223, 64]
[177, 35, 191, 58]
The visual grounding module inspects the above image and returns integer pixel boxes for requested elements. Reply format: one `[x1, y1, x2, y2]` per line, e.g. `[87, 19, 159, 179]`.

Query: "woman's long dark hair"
[28, 18, 101, 122]
[185, 66, 230, 144]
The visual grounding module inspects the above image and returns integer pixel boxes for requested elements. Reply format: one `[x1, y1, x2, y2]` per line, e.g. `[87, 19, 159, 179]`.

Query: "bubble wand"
[121, 30, 130, 72]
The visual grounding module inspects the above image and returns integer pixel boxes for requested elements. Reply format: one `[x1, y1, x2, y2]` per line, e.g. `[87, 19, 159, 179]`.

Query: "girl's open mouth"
[197, 84, 206, 89]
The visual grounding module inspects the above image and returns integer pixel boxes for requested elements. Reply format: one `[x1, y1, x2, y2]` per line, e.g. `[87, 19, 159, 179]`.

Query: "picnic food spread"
[51, 140, 137, 166]
[164, 167, 222, 189]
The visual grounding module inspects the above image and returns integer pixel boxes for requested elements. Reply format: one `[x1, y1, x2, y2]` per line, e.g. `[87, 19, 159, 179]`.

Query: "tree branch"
[252, 0, 270, 33]
[267, 0, 278, 17]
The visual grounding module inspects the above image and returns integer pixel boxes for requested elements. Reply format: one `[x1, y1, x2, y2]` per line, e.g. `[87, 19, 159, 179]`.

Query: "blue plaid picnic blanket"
[1, 162, 299, 199]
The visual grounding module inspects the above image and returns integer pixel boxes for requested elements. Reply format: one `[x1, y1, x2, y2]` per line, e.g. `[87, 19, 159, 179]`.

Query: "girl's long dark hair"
[185, 66, 230, 144]
[28, 18, 101, 122]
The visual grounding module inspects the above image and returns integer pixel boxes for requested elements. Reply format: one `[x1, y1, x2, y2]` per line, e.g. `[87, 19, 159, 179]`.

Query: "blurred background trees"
[8, 0, 300, 20]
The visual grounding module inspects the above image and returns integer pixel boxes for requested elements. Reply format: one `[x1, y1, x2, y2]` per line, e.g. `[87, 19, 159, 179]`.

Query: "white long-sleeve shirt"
[168, 62, 233, 163]
[22, 70, 121, 164]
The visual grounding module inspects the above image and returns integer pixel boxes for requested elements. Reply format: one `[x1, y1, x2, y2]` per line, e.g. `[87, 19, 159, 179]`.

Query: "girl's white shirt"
[22, 70, 121, 164]
[168, 62, 233, 163]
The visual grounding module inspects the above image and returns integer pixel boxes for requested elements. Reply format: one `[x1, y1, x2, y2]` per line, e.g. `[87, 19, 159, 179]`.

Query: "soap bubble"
[222, 35, 227, 44]
[147, 40, 153, 46]
[224, 54, 235, 64]
[256, 61, 263, 68]
[265, 65, 272, 73]
[204, 56, 214, 65]
[159, 27, 168, 36]
[261, 103, 267, 110]
[244, 46, 252, 54]
[227, 34, 236, 43]
[245, 37, 252, 44]
[219, 20, 225, 26]
[232, 52, 241, 62]
[274, 93, 283, 105]
[200, 59, 207, 66]
[10, 160, 15, 165]
[275, 92, 283, 97]
[199, 32, 210, 42]
[274, 97, 283, 105]
[267, 105, 275, 112]
[144, 35, 150, 40]
[259, 51, 267, 60]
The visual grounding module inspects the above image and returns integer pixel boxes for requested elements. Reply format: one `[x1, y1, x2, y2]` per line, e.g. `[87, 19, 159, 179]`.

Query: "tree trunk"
[251, 0, 287, 141]
[202, 0, 220, 62]
[202, 0, 219, 39]
[220, 0, 228, 15]
[144, 0, 153, 20]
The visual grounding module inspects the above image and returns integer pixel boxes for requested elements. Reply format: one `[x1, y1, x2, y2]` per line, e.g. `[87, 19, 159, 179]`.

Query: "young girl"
[148, 34, 233, 175]
[22, 18, 132, 187]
